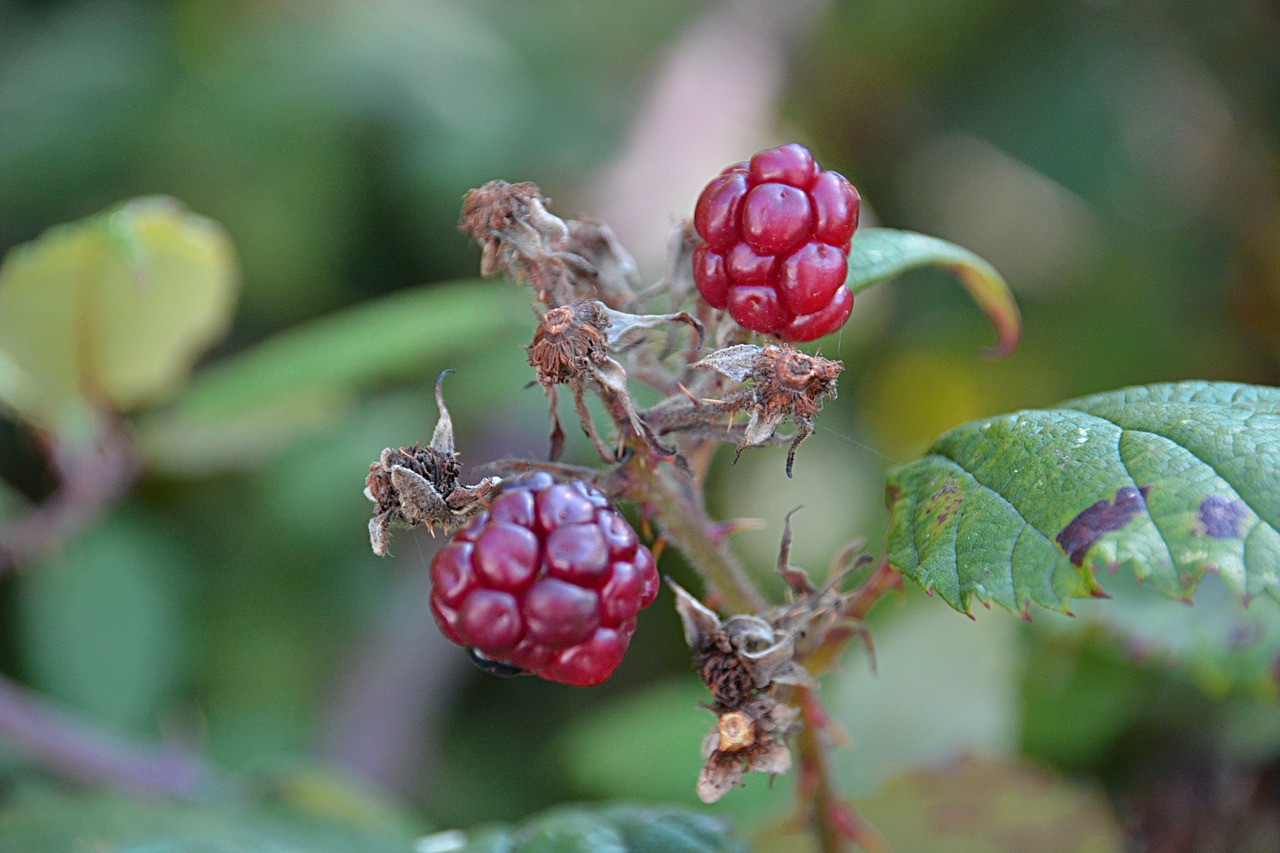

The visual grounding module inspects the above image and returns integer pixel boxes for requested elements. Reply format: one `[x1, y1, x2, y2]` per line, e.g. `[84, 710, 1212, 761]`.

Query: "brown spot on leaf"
[1056, 486, 1150, 568]
[1196, 495, 1248, 539]
[927, 478, 964, 529]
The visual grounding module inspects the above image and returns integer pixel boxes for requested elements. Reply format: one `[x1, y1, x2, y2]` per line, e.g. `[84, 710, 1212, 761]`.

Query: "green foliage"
[436, 804, 745, 853]
[15, 511, 190, 732]
[1042, 567, 1280, 696]
[852, 756, 1124, 853]
[846, 228, 1021, 358]
[0, 784, 417, 853]
[0, 197, 238, 430]
[136, 279, 529, 473]
[886, 381, 1280, 617]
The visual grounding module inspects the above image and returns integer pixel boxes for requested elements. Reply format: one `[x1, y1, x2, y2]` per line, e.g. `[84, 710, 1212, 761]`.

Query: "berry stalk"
[622, 450, 766, 615]
[794, 686, 889, 853]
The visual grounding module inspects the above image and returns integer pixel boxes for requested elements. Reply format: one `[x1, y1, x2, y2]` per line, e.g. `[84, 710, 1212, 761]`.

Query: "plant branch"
[0, 419, 136, 577]
[795, 686, 890, 853]
[0, 670, 225, 799]
[800, 556, 902, 677]
[623, 453, 766, 614]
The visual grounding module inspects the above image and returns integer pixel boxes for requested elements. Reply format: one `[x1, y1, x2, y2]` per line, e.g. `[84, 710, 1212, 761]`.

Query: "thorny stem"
[0, 670, 224, 799]
[801, 556, 903, 676]
[843, 557, 901, 622]
[795, 686, 890, 853]
[624, 451, 767, 615]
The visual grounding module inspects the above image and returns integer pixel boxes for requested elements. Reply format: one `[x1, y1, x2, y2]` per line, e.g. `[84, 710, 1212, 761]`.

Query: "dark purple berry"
[428, 474, 658, 686]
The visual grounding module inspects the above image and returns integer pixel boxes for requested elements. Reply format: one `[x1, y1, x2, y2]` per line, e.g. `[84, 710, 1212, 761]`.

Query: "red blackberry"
[429, 472, 659, 687]
[692, 143, 860, 342]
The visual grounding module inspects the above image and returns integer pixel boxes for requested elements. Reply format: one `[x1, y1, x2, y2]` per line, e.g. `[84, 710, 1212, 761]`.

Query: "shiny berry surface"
[692, 143, 860, 342]
[429, 472, 658, 687]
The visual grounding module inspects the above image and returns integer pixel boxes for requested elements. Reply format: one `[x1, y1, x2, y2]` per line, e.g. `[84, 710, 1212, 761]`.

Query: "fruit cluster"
[429, 472, 659, 686]
[692, 143, 860, 342]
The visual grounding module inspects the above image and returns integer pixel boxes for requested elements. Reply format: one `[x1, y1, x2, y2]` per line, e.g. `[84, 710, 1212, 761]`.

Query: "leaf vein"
[1114, 430, 1176, 574]
[1071, 411, 1280, 541]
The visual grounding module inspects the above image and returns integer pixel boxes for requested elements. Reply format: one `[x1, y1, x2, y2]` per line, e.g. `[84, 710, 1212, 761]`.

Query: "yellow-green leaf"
[0, 197, 238, 429]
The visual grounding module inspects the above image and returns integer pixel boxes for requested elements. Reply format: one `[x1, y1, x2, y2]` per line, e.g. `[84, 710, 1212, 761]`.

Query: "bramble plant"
[1, 140, 1279, 852]
[357, 145, 1022, 848]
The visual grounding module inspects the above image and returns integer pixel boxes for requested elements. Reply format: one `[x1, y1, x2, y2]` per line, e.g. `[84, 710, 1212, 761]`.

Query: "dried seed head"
[527, 301, 610, 386]
[671, 518, 868, 803]
[458, 180, 595, 305]
[526, 300, 699, 463]
[757, 346, 843, 420]
[693, 344, 843, 475]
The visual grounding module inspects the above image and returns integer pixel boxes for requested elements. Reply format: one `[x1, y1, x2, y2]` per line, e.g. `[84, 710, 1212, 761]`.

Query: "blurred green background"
[2, 0, 1280, 850]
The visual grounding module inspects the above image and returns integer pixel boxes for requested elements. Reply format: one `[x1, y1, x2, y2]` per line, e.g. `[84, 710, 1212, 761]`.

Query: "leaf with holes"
[884, 382, 1280, 618]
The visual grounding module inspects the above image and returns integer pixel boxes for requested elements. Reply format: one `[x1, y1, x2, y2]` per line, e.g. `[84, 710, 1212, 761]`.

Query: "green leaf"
[0, 786, 417, 853]
[846, 227, 1020, 358]
[135, 279, 529, 473]
[423, 804, 744, 853]
[884, 381, 1280, 618]
[0, 197, 238, 429]
[15, 510, 189, 732]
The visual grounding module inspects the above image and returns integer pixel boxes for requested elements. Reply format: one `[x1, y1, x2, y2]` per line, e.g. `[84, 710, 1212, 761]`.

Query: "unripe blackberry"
[692, 144, 860, 342]
[429, 472, 659, 687]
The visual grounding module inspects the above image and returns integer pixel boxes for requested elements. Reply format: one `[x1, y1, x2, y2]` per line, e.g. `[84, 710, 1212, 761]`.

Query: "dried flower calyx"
[650, 343, 839, 473]
[365, 372, 499, 556]
[458, 181, 644, 310]
[527, 299, 702, 463]
[671, 512, 864, 803]
[671, 580, 811, 804]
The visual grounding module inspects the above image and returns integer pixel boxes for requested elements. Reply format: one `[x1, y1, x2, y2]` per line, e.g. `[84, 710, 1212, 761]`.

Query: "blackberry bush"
[364, 151, 1018, 847]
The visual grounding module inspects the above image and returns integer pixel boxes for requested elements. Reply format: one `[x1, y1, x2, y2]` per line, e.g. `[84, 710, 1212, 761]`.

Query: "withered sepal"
[526, 299, 700, 463]
[364, 372, 499, 556]
[693, 344, 843, 477]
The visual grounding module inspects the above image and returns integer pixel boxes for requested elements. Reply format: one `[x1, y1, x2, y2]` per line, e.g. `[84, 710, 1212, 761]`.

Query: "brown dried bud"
[693, 344, 843, 476]
[527, 301, 610, 386]
[458, 181, 596, 305]
[364, 372, 500, 555]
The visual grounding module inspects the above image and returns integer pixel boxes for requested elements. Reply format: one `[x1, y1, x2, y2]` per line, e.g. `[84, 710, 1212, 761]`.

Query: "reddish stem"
[623, 449, 766, 614]
[795, 686, 891, 853]
[0, 419, 136, 576]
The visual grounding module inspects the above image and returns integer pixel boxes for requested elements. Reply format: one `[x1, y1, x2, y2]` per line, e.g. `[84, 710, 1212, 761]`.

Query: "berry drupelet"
[429, 472, 659, 687]
[692, 143, 860, 342]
